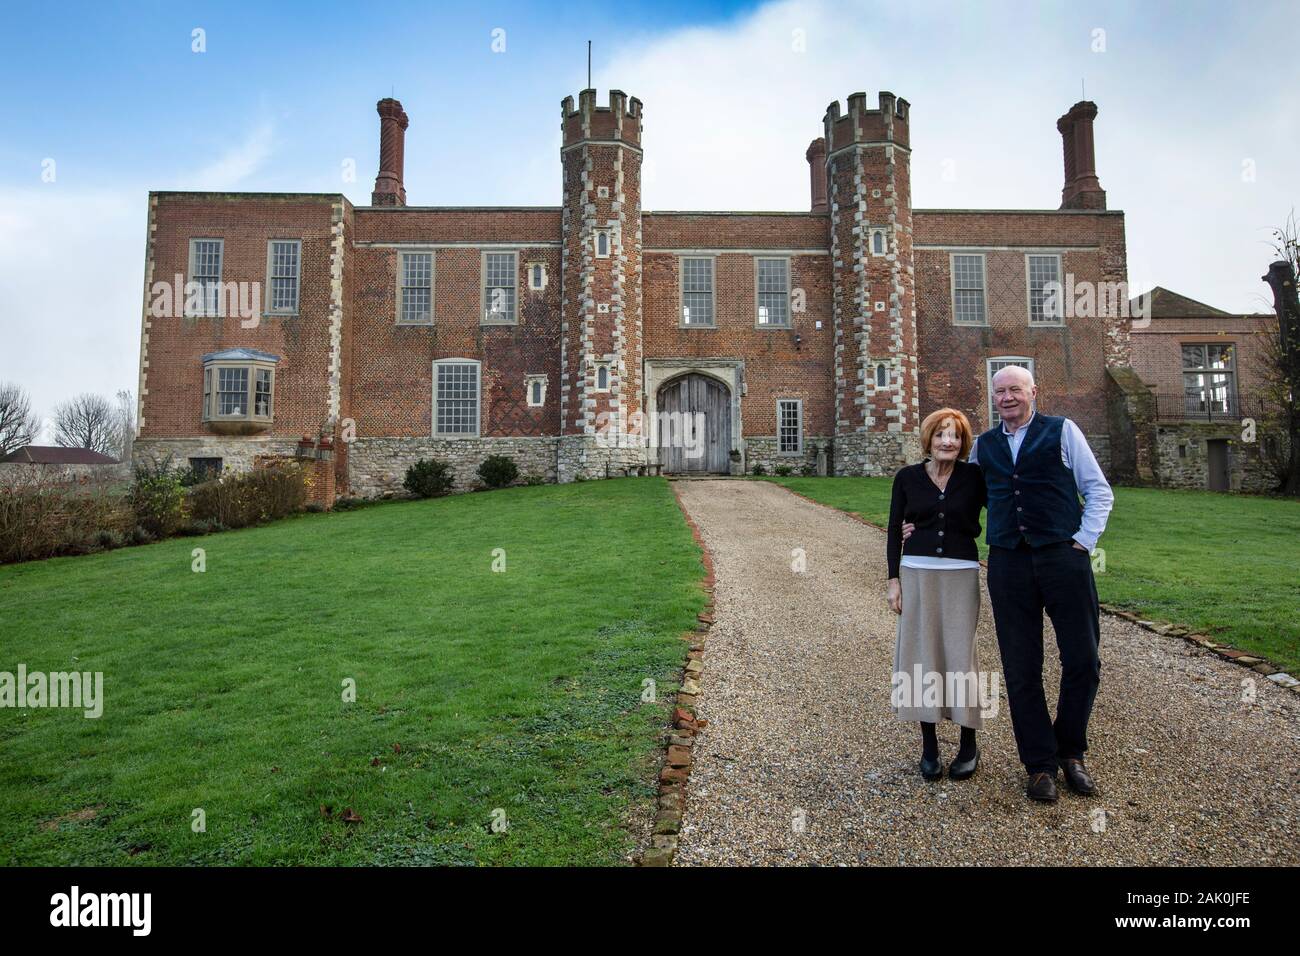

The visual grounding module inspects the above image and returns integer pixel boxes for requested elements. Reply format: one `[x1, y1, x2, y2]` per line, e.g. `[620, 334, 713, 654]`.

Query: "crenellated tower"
[823, 91, 919, 474]
[557, 89, 646, 479]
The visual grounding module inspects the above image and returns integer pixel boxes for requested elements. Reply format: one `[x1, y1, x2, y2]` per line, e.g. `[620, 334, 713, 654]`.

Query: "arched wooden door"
[658, 374, 732, 474]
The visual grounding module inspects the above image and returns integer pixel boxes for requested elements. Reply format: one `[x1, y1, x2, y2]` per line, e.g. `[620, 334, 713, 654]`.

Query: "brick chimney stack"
[1057, 101, 1106, 210]
[371, 97, 409, 206]
[806, 137, 828, 213]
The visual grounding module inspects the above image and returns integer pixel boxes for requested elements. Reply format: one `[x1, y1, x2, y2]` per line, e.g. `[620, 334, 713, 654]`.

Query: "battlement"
[823, 91, 911, 153]
[561, 89, 643, 148]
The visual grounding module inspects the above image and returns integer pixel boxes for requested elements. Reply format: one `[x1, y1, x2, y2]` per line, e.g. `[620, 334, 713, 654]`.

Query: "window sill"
[678, 324, 717, 330]
[205, 418, 274, 436]
[953, 321, 991, 328]
[481, 319, 518, 327]
[756, 323, 793, 330]
[263, 311, 299, 318]
[396, 320, 434, 327]
[432, 432, 481, 440]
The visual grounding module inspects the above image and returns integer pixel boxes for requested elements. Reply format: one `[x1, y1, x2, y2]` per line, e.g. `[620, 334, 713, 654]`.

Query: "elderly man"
[971, 365, 1113, 803]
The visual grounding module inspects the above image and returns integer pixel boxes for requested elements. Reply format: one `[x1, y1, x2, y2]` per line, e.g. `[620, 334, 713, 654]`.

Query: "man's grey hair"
[992, 364, 1036, 388]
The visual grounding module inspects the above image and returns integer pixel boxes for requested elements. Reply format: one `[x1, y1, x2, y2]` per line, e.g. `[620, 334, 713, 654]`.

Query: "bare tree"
[0, 382, 42, 457]
[115, 388, 136, 464]
[1261, 211, 1300, 495]
[52, 393, 119, 457]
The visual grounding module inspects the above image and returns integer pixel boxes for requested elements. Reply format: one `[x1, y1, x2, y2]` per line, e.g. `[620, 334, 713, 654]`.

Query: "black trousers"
[987, 539, 1101, 775]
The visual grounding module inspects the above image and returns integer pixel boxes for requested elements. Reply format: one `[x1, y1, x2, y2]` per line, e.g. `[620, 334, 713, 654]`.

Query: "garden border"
[636, 481, 716, 866]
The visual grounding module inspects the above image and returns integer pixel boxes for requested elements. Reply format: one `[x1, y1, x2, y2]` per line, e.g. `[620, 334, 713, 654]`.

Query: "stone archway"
[657, 374, 732, 474]
[643, 359, 744, 475]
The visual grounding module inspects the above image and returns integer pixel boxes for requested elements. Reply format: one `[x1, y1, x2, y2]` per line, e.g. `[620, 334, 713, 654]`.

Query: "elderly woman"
[886, 408, 987, 781]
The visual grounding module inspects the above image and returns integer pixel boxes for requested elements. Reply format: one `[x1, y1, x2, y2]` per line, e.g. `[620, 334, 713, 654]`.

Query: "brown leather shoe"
[1060, 758, 1097, 796]
[1025, 771, 1059, 802]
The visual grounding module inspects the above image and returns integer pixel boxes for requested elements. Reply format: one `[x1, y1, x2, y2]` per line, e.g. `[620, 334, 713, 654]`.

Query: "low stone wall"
[1105, 365, 1157, 484]
[348, 437, 561, 498]
[831, 432, 920, 477]
[134, 437, 300, 474]
[0, 462, 130, 484]
[1085, 432, 1111, 478]
[1155, 424, 1279, 493]
[744, 436, 829, 476]
[557, 435, 649, 482]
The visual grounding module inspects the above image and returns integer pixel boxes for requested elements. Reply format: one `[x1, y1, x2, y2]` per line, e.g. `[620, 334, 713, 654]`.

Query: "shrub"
[522, 473, 546, 487]
[176, 465, 211, 488]
[403, 458, 454, 498]
[128, 456, 186, 539]
[127, 525, 155, 546]
[188, 465, 308, 530]
[0, 472, 130, 564]
[95, 529, 124, 550]
[305, 501, 325, 513]
[751, 463, 767, 476]
[800, 464, 817, 477]
[177, 518, 226, 535]
[477, 455, 519, 489]
[774, 465, 793, 477]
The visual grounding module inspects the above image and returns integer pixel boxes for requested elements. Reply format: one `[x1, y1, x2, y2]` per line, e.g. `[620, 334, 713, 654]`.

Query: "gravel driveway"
[672, 479, 1300, 866]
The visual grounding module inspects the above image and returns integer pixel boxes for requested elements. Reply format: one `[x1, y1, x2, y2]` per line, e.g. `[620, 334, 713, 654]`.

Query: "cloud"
[185, 121, 275, 190]
[602, 0, 1297, 312]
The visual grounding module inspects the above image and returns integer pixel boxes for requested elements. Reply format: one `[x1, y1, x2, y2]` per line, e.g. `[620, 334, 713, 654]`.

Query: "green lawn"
[0, 478, 705, 866]
[767, 477, 1300, 673]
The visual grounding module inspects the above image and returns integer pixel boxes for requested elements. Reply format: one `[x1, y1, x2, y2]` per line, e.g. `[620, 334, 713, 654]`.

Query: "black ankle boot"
[919, 722, 941, 779]
[948, 748, 979, 780]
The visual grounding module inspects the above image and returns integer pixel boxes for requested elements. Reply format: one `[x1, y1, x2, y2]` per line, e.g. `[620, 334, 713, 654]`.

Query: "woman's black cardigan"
[886, 460, 987, 578]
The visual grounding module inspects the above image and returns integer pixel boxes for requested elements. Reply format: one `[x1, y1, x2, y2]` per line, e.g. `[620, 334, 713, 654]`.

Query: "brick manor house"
[135, 87, 1155, 497]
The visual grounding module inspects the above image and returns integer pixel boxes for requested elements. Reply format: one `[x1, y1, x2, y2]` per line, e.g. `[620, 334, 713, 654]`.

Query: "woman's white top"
[900, 555, 981, 571]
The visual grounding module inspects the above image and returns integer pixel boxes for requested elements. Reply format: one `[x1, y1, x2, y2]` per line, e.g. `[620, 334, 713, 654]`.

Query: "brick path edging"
[775, 482, 1300, 695]
[636, 483, 715, 867]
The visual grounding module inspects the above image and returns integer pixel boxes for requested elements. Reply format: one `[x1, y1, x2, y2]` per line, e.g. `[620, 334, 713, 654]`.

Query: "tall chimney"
[371, 97, 409, 206]
[806, 137, 828, 213]
[1056, 101, 1106, 210]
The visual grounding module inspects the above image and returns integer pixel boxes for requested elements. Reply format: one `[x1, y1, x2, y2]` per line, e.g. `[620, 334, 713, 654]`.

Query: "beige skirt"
[892, 565, 984, 729]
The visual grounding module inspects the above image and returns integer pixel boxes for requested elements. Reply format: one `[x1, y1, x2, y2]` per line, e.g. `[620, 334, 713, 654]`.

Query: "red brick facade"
[135, 89, 1145, 494]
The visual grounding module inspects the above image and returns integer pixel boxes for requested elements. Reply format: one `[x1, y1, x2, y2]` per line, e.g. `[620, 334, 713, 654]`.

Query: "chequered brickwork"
[137, 89, 1138, 490]
[913, 211, 1129, 435]
[642, 238, 834, 441]
[347, 208, 563, 447]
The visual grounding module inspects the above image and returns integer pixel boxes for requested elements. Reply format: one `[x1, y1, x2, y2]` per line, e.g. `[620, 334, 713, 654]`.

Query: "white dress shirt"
[969, 412, 1114, 552]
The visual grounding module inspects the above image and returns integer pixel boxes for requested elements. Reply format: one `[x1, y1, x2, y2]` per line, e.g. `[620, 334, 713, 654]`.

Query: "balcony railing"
[1154, 392, 1268, 423]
